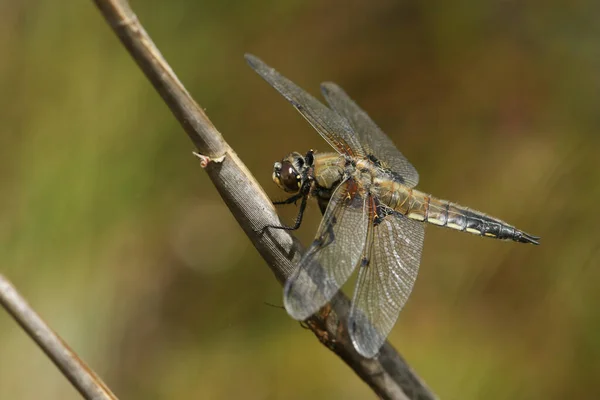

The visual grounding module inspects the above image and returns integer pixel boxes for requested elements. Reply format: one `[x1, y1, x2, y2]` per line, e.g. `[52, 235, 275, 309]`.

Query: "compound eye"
[278, 161, 301, 192]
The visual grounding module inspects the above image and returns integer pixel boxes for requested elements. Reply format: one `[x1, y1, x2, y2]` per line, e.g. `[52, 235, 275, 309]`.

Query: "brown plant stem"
[0, 274, 118, 400]
[91, 1, 438, 399]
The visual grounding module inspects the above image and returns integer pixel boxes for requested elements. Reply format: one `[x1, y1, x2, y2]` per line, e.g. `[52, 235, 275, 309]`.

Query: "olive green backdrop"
[1, 1, 598, 399]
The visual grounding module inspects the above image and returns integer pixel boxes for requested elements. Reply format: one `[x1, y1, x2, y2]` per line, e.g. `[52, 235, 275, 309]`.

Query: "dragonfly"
[245, 54, 540, 358]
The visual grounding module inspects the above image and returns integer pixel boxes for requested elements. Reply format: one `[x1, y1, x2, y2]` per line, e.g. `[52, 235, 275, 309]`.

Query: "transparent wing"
[245, 54, 366, 158]
[321, 82, 420, 188]
[284, 179, 369, 319]
[349, 209, 425, 357]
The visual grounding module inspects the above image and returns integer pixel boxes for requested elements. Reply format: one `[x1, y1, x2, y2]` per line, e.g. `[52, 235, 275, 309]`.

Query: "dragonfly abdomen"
[379, 182, 539, 244]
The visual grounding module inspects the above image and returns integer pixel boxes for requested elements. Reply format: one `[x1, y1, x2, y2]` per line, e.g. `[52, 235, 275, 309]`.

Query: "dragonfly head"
[273, 152, 309, 194]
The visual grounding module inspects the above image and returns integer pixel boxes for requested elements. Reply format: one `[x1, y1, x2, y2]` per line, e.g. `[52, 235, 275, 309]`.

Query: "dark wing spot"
[373, 197, 395, 226]
[367, 154, 382, 166]
[389, 170, 406, 185]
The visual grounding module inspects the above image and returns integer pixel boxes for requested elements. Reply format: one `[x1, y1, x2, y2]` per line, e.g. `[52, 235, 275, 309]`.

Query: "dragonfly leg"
[273, 193, 303, 205]
[266, 195, 308, 231]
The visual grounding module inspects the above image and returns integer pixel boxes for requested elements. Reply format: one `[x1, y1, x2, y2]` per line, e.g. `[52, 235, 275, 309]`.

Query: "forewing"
[284, 179, 369, 320]
[321, 82, 420, 188]
[245, 54, 366, 158]
[349, 209, 425, 357]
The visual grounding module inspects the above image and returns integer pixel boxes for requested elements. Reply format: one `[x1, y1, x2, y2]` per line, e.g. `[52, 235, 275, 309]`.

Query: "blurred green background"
[1, 1, 599, 399]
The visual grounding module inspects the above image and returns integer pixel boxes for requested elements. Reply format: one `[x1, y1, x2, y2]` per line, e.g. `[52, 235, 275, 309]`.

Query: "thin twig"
[0, 275, 117, 400]
[91, 0, 438, 398]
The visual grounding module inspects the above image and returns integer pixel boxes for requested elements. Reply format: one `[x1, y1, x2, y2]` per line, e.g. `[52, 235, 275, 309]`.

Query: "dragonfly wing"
[245, 54, 366, 158]
[349, 208, 425, 357]
[321, 82, 420, 188]
[284, 179, 370, 320]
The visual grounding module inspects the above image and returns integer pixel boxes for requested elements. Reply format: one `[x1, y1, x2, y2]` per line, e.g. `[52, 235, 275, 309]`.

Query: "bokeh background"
[1, 1, 599, 399]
